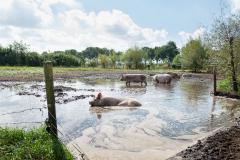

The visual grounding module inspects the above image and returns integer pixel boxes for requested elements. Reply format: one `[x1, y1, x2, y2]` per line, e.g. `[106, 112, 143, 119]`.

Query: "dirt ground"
[169, 120, 240, 160]
[0, 69, 213, 82]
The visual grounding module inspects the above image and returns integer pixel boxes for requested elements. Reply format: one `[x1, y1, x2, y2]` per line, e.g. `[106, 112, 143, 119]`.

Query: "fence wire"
[0, 107, 46, 116]
[47, 110, 89, 160]
[0, 85, 89, 160]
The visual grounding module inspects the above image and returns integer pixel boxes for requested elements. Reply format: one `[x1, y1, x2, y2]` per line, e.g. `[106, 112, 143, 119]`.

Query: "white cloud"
[0, 0, 168, 52]
[178, 27, 206, 46]
[230, 0, 240, 12]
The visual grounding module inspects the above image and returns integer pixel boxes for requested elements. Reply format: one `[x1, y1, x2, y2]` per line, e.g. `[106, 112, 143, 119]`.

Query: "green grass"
[0, 126, 73, 160]
[217, 78, 240, 95]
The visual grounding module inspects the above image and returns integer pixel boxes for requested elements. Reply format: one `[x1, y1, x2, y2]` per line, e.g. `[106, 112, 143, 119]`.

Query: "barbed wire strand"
[2, 94, 16, 99]
[0, 107, 46, 116]
[48, 114, 88, 160]
[47, 110, 89, 160]
[47, 126, 73, 160]
[0, 121, 45, 125]
[48, 119, 89, 160]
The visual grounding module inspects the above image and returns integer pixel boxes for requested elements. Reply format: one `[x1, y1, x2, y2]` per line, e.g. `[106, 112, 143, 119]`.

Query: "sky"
[0, 0, 239, 52]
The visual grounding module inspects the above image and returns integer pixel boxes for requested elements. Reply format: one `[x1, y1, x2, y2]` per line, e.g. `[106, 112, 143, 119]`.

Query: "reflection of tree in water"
[219, 99, 240, 119]
[208, 97, 240, 131]
[154, 83, 174, 91]
[178, 80, 210, 106]
[209, 97, 216, 131]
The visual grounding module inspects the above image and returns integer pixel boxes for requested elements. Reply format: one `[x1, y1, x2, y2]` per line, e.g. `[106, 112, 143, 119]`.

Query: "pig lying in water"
[89, 93, 141, 107]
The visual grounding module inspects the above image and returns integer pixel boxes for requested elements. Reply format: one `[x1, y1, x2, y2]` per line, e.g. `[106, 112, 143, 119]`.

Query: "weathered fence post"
[213, 66, 217, 96]
[44, 61, 57, 137]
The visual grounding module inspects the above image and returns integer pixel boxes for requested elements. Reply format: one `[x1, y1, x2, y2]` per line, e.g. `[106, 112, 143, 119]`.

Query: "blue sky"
[83, 0, 223, 33]
[82, 0, 227, 45]
[0, 0, 238, 52]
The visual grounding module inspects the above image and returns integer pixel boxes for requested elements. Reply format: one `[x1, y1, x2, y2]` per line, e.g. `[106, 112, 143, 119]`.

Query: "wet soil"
[170, 119, 240, 160]
[14, 84, 95, 104]
[0, 70, 209, 82]
[215, 91, 240, 99]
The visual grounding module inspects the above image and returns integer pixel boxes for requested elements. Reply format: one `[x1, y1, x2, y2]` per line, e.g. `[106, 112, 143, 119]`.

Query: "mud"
[0, 71, 185, 82]
[170, 119, 240, 160]
[13, 84, 96, 104]
[17, 91, 41, 97]
[215, 91, 240, 99]
[0, 82, 24, 88]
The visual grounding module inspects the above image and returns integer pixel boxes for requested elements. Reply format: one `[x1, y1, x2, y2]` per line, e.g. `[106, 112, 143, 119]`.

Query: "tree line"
[0, 41, 180, 69]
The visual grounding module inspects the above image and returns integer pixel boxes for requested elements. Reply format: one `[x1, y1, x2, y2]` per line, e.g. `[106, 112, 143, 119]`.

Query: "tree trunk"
[229, 37, 238, 92]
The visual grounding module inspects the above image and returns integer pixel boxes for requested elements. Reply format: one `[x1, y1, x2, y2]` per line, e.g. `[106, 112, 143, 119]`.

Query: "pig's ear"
[96, 93, 102, 99]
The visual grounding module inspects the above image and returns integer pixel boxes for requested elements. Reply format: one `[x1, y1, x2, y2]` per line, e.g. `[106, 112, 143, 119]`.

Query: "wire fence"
[0, 96, 89, 160]
[46, 110, 89, 160]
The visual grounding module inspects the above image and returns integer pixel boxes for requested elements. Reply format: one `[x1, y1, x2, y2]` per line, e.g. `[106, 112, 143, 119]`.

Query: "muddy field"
[0, 69, 212, 82]
[0, 72, 240, 160]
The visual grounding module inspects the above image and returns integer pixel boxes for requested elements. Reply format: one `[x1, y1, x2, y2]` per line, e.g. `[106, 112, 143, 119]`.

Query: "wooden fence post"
[44, 61, 57, 137]
[213, 66, 217, 96]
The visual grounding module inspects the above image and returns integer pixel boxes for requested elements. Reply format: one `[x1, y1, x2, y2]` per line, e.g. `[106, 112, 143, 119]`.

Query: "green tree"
[208, 14, 240, 92]
[25, 52, 43, 66]
[88, 58, 98, 68]
[9, 41, 29, 65]
[154, 41, 179, 65]
[65, 49, 78, 56]
[122, 47, 144, 69]
[142, 47, 155, 63]
[181, 39, 207, 72]
[109, 50, 118, 69]
[172, 54, 182, 69]
[166, 41, 179, 62]
[43, 53, 80, 66]
[98, 54, 109, 68]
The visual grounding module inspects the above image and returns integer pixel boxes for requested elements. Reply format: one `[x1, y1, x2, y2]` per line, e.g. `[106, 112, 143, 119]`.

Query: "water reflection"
[154, 83, 174, 91]
[1, 79, 240, 160]
[89, 107, 138, 120]
[209, 97, 216, 131]
[120, 85, 147, 95]
[178, 80, 210, 106]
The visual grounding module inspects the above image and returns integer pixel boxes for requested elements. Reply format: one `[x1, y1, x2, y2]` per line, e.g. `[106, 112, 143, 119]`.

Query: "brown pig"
[89, 93, 142, 107]
[120, 74, 147, 86]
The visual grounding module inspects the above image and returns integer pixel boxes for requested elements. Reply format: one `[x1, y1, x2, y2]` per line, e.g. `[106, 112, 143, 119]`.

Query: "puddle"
[0, 78, 240, 159]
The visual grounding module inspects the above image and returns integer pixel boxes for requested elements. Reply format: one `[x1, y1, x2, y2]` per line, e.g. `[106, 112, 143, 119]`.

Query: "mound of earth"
[169, 120, 240, 160]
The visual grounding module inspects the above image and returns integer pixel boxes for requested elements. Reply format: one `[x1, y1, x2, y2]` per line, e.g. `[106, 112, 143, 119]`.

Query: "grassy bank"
[0, 66, 183, 81]
[217, 78, 240, 95]
[0, 126, 73, 160]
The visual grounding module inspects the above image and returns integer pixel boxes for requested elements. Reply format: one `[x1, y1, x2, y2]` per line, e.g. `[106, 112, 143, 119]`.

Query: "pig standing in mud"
[153, 74, 172, 84]
[120, 74, 147, 86]
[89, 93, 141, 107]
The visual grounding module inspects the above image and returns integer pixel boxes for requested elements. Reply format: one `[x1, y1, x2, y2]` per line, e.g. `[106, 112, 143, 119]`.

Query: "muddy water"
[0, 78, 240, 160]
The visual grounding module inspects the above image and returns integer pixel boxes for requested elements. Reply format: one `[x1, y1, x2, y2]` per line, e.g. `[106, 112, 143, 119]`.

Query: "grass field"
[0, 126, 73, 160]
